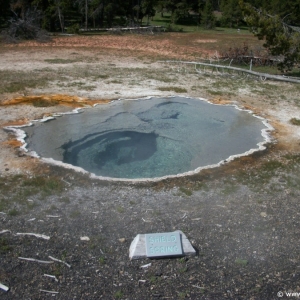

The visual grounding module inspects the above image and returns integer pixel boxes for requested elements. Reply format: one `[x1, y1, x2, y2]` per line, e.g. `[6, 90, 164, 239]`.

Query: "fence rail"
[79, 26, 164, 33]
[160, 60, 300, 84]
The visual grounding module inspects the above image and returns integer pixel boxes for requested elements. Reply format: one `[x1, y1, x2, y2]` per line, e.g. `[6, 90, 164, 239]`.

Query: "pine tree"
[201, 0, 215, 29]
[240, 0, 300, 71]
[220, 0, 243, 28]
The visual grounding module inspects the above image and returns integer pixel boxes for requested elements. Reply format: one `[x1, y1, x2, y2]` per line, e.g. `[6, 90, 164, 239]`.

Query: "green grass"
[179, 187, 193, 196]
[221, 183, 238, 195]
[116, 206, 125, 213]
[95, 74, 109, 79]
[8, 208, 19, 216]
[70, 210, 81, 218]
[114, 290, 124, 299]
[158, 86, 187, 93]
[149, 12, 251, 34]
[32, 99, 58, 107]
[22, 176, 64, 196]
[44, 59, 79, 64]
[0, 175, 65, 215]
[235, 258, 248, 266]
[236, 160, 284, 187]
[0, 238, 13, 253]
[0, 70, 50, 94]
[99, 257, 106, 265]
[289, 118, 300, 126]
[59, 196, 70, 204]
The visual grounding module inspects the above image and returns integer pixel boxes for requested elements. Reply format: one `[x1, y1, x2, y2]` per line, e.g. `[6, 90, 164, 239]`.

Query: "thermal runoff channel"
[24, 97, 270, 179]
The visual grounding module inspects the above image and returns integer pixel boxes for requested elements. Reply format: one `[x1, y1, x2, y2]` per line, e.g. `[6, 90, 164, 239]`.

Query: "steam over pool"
[23, 96, 271, 180]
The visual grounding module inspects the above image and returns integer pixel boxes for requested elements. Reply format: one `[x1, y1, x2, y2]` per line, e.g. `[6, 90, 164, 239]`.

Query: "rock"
[119, 238, 126, 243]
[80, 236, 90, 241]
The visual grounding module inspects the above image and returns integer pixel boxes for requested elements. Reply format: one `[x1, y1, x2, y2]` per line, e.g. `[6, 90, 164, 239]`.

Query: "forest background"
[0, 0, 299, 33]
[0, 0, 300, 71]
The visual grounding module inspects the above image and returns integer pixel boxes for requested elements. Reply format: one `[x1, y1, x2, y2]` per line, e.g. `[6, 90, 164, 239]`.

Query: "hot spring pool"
[23, 96, 272, 180]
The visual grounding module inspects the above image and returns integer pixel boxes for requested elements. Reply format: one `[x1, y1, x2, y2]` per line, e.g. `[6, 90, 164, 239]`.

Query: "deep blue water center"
[24, 97, 268, 179]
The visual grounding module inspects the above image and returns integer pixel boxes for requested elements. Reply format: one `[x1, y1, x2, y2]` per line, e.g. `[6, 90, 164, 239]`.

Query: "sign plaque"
[145, 231, 183, 258]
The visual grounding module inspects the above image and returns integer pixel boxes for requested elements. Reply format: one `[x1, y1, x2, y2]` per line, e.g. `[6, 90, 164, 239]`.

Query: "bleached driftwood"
[43, 274, 59, 282]
[0, 283, 9, 292]
[49, 256, 71, 268]
[16, 233, 50, 240]
[192, 284, 205, 289]
[40, 289, 59, 294]
[140, 263, 151, 269]
[18, 257, 54, 264]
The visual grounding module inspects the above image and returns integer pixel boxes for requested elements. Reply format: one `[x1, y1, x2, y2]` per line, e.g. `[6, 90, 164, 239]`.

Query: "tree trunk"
[57, 6, 64, 32]
[85, 0, 88, 30]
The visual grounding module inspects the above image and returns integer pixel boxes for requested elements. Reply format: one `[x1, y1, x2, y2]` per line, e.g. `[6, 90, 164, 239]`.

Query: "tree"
[201, 0, 215, 29]
[220, 0, 243, 28]
[89, 0, 104, 28]
[141, 0, 157, 25]
[240, 0, 300, 71]
[0, 0, 10, 27]
[2, 6, 49, 41]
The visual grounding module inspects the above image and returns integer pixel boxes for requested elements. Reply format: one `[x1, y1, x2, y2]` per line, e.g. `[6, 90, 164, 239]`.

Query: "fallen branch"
[40, 289, 59, 294]
[181, 213, 187, 219]
[43, 274, 59, 282]
[18, 257, 54, 264]
[142, 218, 152, 223]
[140, 263, 151, 269]
[49, 256, 71, 268]
[16, 233, 50, 240]
[0, 230, 11, 234]
[192, 284, 205, 289]
[0, 283, 9, 292]
[161, 60, 300, 84]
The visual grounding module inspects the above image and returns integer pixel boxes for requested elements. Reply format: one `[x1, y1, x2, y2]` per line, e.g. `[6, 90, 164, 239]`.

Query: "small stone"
[80, 236, 90, 241]
[5, 168, 9, 171]
[152, 293, 161, 297]
[119, 238, 126, 243]
[17, 151, 25, 157]
[260, 212, 267, 217]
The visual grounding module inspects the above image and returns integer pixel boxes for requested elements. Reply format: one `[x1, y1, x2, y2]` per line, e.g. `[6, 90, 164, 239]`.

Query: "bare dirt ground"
[0, 33, 300, 299]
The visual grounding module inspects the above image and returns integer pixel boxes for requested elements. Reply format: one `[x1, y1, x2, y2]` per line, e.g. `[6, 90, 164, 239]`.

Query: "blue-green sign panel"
[145, 232, 183, 258]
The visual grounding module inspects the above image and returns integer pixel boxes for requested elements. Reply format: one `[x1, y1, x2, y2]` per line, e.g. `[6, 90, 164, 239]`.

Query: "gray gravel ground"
[1, 153, 300, 299]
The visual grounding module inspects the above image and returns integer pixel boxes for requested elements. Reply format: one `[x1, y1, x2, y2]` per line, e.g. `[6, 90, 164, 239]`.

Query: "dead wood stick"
[16, 233, 50, 240]
[18, 257, 54, 264]
[40, 289, 59, 294]
[43, 274, 59, 282]
[0, 283, 9, 292]
[49, 256, 71, 268]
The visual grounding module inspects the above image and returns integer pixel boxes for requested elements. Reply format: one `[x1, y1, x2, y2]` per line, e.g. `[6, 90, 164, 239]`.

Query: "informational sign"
[145, 231, 183, 258]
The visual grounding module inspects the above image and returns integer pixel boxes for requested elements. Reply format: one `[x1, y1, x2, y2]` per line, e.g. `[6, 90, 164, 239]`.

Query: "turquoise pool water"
[24, 96, 270, 179]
